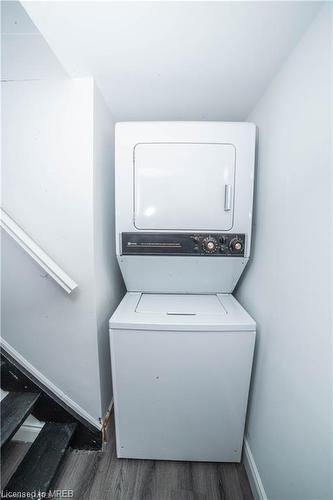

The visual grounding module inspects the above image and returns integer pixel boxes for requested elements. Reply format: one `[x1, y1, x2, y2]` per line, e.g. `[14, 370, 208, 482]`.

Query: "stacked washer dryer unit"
[110, 122, 256, 462]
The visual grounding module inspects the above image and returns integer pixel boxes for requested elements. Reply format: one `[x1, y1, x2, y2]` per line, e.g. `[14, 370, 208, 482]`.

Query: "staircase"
[1, 391, 77, 496]
[1, 350, 103, 495]
[1, 350, 102, 449]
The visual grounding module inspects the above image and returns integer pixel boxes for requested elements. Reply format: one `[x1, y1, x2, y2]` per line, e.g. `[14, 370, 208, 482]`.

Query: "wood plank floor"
[2, 425, 253, 500]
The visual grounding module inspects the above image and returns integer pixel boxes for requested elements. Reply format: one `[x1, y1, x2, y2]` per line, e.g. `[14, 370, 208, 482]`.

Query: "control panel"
[121, 233, 245, 257]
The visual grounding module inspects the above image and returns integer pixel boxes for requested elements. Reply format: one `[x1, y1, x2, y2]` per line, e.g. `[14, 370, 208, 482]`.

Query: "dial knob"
[202, 237, 218, 253]
[229, 238, 243, 252]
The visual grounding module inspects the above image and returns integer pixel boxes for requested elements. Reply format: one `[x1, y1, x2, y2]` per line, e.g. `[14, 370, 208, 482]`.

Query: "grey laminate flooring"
[1, 425, 253, 500]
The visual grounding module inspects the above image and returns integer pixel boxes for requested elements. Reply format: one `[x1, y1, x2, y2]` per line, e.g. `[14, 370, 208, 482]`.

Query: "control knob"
[202, 236, 218, 253]
[229, 238, 244, 252]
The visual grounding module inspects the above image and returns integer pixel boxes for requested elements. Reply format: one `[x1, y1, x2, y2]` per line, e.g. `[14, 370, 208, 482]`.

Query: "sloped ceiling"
[1, 1, 66, 80]
[18, 2, 323, 120]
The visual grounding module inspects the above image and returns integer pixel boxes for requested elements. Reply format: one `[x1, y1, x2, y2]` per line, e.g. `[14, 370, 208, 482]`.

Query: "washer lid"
[109, 293, 256, 331]
[136, 293, 227, 315]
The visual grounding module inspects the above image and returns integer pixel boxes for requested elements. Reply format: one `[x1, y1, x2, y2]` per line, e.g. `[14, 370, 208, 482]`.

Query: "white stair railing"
[0, 208, 78, 294]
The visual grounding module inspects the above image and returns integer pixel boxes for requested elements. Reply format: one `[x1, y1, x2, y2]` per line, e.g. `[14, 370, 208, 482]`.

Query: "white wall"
[1, 78, 124, 426]
[236, 6, 332, 500]
[93, 84, 126, 416]
[1, 2, 99, 436]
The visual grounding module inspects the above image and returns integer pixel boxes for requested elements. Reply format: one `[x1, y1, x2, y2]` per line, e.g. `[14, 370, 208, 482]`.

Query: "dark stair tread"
[1, 392, 40, 447]
[5, 422, 77, 494]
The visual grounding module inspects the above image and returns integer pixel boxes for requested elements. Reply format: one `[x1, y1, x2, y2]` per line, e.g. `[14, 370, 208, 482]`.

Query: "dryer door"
[134, 143, 235, 231]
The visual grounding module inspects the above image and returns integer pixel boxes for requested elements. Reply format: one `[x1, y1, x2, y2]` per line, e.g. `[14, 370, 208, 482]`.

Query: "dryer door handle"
[224, 184, 232, 211]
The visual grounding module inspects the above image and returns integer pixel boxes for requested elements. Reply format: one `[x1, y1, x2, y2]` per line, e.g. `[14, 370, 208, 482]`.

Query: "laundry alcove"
[1, 2, 331, 500]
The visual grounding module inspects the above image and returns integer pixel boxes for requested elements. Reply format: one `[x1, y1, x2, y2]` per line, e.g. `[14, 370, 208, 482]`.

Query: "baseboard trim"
[14, 422, 44, 443]
[243, 438, 268, 500]
[1, 339, 101, 431]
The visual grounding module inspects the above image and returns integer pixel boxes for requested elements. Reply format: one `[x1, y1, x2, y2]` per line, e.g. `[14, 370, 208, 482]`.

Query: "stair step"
[4, 422, 77, 495]
[1, 392, 40, 447]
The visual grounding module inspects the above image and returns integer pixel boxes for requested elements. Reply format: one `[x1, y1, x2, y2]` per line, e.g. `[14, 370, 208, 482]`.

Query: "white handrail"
[0, 208, 78, 294]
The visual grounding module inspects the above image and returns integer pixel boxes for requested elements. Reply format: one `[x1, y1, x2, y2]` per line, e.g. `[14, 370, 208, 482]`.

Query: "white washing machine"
[110, 122, 256, 462]
[110, 293, 255, 461]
